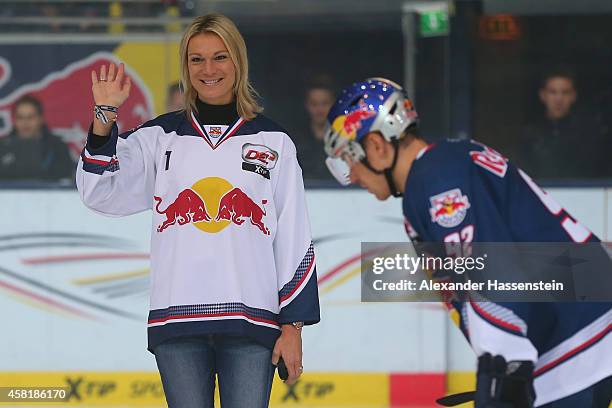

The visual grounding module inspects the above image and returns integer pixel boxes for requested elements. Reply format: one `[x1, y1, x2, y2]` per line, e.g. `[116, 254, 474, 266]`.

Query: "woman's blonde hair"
[179, 13, 262, 120]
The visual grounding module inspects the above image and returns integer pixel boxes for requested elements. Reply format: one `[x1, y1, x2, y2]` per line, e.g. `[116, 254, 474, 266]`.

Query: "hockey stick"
[436, 391, 475, 406]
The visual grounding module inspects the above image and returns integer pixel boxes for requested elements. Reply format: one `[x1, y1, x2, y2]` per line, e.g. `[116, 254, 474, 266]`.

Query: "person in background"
[520, 68, 606, 179]
[293, 75, 336, 181]
[166, 81, 184, 112]
[0, 95, 74, 182]
[305, 75, 336, 142]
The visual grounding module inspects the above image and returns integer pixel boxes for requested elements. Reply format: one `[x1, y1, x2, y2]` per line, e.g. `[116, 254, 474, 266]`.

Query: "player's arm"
[77, 63, 157, 217]
[272, 136, 320, 327]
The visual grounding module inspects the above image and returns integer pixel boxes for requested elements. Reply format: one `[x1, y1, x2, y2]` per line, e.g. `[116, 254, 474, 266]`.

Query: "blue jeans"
[153, 334, 275, 408]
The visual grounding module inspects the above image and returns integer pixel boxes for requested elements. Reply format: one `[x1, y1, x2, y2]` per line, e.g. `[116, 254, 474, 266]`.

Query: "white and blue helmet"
[323, 77, 418, 186]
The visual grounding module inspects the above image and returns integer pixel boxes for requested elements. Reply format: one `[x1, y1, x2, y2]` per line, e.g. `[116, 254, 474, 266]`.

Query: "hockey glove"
[437, 353, 535, 408]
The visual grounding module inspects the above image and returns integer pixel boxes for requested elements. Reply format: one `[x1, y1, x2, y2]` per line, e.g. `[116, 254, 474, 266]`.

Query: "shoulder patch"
[429, 188, 471, 228]
[241, 143, 279, 179]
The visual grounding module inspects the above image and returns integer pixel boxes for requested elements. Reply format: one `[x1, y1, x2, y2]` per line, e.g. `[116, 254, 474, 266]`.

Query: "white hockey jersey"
[77, 111, 320, 351]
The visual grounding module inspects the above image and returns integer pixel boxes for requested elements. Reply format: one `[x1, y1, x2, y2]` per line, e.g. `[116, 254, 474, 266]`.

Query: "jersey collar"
[190, 111, 246, 150]
[416, 143, 435, 160]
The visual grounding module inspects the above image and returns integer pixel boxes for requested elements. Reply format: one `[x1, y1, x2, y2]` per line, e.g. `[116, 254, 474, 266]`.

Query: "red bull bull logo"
[0, 52, 153, 159]
[154, 189, 211, 232]
[154, 177, 270, 235]
[331, 100, 377, 141]
[0, 57, 10, 91]
[429, 188, 471, 228]
[215, 187, 270, 235]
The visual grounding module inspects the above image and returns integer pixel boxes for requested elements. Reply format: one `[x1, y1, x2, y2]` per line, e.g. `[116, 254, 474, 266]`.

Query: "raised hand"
[91, 62, 131, 108]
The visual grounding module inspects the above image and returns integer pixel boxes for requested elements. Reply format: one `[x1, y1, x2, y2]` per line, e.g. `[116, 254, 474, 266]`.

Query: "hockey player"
[323, 78, 611, 407]
[77, 13, 319, 408]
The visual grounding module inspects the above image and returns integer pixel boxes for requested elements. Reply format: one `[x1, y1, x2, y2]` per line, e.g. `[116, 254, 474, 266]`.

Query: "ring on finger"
[100, 78, 107, 81]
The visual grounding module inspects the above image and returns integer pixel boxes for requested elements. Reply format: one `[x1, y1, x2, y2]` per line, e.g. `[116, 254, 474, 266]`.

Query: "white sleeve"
[466, 301, 538, 363]
[76, 122, 158, 217]
[273, 137, 320, 325]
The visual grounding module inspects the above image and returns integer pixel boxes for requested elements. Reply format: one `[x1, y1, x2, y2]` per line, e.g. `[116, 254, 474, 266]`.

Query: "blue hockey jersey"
[402, 139, 611, 406]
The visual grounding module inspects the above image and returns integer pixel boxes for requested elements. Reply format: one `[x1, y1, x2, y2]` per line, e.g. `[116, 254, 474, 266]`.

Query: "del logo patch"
[429, 188, 470, 228]
[241, 143, 278, 179]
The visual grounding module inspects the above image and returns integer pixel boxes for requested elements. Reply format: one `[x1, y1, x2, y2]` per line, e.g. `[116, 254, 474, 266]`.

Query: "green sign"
[420, 9, 449, 37]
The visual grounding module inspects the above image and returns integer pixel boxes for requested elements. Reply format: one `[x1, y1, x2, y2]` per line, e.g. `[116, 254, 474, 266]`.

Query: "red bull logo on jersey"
[154, 177, 270, 235]
[331, 100, 377, 140]
[215, 187, 270, 235]
[154, 189, 211, 232]
[429, 188, 471, 228]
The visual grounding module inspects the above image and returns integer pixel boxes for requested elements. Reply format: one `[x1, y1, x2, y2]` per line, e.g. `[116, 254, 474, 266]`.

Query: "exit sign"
[420, 9, 449, 37]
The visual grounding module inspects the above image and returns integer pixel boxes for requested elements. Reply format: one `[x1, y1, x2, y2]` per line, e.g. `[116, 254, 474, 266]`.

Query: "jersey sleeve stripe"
[279, 242, 315, 305]
[535, 323, 611, 377]
[80, 150, 119, 175]
[534, 308, 612, 377]
[469, 300, 526, 336]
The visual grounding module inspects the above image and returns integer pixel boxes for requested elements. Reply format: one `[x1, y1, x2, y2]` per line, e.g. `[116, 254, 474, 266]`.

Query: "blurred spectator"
[0, 95, 74, 182]
[519, 68, 607, 179]
[69, 2, 105, 33]
[293, 75, 336, 181]
[166, 81, 184, 111]
[0, 1, 193, 34]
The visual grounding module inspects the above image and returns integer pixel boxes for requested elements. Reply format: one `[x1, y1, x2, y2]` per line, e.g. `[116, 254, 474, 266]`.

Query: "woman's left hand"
[272, 325, 303, 385]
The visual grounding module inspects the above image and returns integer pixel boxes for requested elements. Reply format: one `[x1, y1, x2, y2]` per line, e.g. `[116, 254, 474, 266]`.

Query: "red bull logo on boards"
[154, 177, 270, 235]
[429, 188, 471, 228]
[331, 100, 377, 141]
[0, 52, 154, 158]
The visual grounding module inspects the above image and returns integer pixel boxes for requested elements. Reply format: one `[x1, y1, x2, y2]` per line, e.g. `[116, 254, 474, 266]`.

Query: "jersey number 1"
[164, 151, 171, 171]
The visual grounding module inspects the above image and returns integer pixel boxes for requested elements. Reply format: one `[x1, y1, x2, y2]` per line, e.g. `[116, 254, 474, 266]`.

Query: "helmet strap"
[360, 138, 403, 198]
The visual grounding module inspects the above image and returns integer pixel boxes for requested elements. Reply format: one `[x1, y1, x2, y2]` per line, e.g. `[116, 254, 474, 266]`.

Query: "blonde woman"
[77, 13, 320, 408]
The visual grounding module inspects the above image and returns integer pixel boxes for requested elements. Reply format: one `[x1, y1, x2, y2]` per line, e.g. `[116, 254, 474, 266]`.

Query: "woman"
[78, 13, 320, 408]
